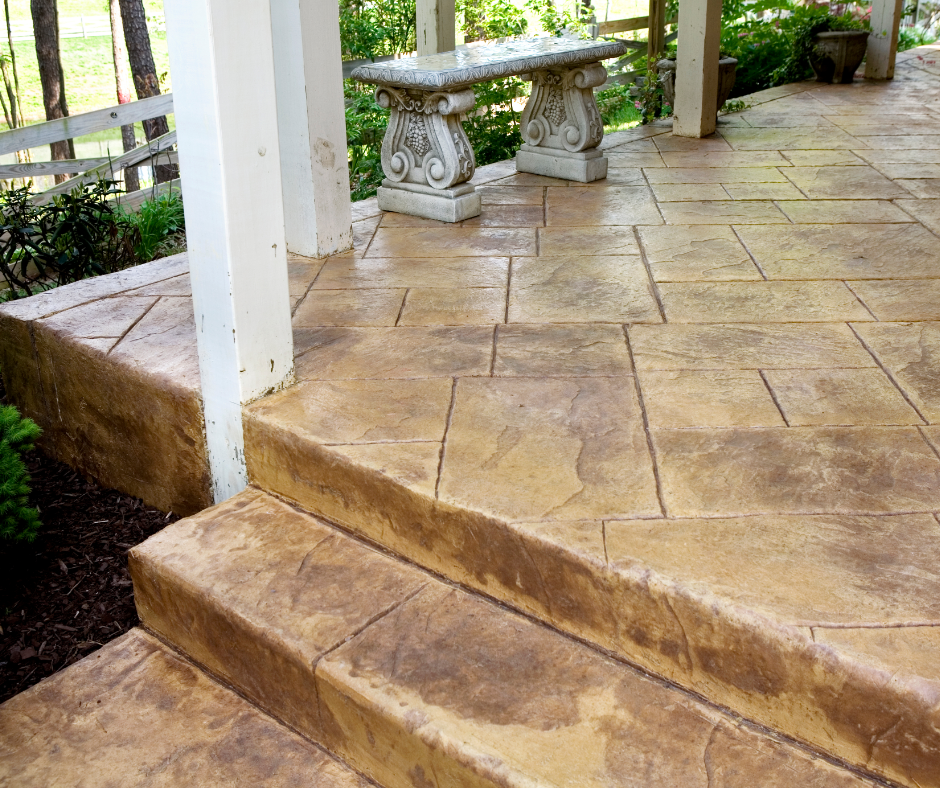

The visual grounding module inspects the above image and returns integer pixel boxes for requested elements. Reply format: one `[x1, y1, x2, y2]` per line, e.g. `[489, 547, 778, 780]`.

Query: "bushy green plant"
[459, 0, 527, 41]
[345, 82, 388, 201]
[463, 77, 526, 165]
[596, 82, 643, 131]
[0, 181, 140, 300]
[117, 190, 185, 262]
[340, 0, 416, 59]
[771, 3, 869, 85]
[898, 23, 935, 51]
[0, 405, 41, 543]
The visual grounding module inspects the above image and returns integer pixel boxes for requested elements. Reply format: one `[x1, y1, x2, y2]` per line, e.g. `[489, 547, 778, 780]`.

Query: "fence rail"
[7, 14, 164, 41]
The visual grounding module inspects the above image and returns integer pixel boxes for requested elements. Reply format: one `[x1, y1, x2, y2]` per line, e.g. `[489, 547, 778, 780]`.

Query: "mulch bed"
[0, 383, 178, 704]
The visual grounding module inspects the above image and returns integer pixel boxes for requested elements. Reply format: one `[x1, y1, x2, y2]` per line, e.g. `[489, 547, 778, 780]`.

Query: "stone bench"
[351, 37, 628, 222]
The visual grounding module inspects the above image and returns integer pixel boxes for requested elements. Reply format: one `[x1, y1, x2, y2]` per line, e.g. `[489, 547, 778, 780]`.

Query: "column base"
[515, 145, 608, 183]
[377, 180, 481, 223]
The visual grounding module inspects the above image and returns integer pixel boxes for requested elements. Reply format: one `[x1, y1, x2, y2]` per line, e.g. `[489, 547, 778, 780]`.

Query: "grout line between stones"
[107, 296, 159, 356]
[631, 226, 667, 322]
[758, 369, 790, 427]
[394, 288, 409, 327]
[730, 225, 769, 280]
[623, 325, 668, 518]
[435, 377, 459, 500]
[504, 258, 513, 324]
[847, 322, 930, 426]
[489, 324, 499, 376]
[918, 426, 940, 461]
[841, 280, 879, 321]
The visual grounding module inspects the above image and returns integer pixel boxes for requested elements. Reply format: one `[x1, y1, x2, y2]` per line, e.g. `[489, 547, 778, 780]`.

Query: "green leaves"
[0, 405, 41, 543]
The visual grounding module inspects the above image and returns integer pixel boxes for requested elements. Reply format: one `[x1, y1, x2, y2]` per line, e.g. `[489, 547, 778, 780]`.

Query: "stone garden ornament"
[352, 37, 627, 222]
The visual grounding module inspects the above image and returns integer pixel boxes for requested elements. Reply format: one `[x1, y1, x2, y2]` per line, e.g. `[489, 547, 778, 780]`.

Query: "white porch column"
[164, 0, 294, 503]
[417, 0, 456, 56]
[672, 0, 722, 138]
[272, 0, 353, 258]
[866, 0, 904, 79]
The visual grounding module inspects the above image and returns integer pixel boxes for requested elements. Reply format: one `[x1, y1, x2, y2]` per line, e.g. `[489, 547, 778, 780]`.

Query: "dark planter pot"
[656, 57, 738, 115]
[810, 30, 870, 83]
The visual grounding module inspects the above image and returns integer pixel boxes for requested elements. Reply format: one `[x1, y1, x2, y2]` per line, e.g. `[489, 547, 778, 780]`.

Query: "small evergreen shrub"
[0, 404, 41, 542]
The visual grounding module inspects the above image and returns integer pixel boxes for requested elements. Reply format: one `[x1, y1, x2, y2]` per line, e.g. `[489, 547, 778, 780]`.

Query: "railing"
[592, 0, 679, 87]
[7, 13, 166, 41]
[0, 93, 176, 209]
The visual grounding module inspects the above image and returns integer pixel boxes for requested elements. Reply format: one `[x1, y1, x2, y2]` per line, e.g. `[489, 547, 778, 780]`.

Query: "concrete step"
[0, 628, 371, 788]
[243, 386, 940, 788]
[130, 488, 883, 788]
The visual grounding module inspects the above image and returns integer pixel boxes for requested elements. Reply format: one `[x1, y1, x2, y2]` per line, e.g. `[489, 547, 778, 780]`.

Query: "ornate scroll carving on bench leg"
[517, 62, 609, 183]
[374, 86, 481, 222]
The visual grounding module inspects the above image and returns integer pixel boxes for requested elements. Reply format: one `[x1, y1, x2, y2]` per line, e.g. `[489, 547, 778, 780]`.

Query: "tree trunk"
[109, 0, 138, 192]
[117, 0, 176, 182]
[30, 0, 74, 177]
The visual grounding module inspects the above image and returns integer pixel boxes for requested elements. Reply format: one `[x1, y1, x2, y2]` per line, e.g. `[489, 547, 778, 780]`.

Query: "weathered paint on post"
[272, 0, 354, 258]
[865, 0, 904, 79]
[163, 0, 294, 503]
[672, 0, 722, 138]
[417, 0, 456, 56]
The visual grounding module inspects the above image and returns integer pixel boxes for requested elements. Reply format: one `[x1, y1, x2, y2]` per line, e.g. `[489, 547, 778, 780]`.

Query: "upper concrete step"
[244, 384, 940, 788]
[130, 488, 883, 788]
[0, 628, 370, 788]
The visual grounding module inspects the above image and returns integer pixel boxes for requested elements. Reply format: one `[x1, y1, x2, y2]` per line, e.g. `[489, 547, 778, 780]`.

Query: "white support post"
[163, 0, 295, 503]
[672, 0, 722, 138]
[866, 0, 904, 80]
[417, 0, 456, 56]
[272, 0, 353, 258]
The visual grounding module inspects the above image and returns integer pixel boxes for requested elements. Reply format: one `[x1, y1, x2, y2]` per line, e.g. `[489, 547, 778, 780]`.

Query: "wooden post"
[272, 0, 353, 258]
[417, 0, 456, 56]
[865, 0, 904, 80]
[648, 0, 666, 59]
[163, 0, 294, 503]
[672, 0, 722, 138]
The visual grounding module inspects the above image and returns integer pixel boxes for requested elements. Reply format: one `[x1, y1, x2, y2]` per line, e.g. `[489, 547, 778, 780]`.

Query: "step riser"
[244, 418, 940, 788]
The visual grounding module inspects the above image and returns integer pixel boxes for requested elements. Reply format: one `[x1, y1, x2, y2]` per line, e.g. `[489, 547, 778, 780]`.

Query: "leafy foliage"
[339, 0, 416, 59]
[0, 405, 41, 543]
[0, 181, 139, 299]
[345, 82, 388, 201]
[458, 0, 527, 42]
[117, 190, 185, 262]
[770, 3, 868, 86]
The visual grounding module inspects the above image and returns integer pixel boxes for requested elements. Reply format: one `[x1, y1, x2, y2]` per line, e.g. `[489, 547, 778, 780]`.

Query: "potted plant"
[774, 5, 870, 85]
[655, 52, 739, 115]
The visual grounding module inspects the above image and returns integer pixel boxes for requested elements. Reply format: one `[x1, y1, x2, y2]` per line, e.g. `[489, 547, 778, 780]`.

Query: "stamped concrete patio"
[3, 43, 940, 788]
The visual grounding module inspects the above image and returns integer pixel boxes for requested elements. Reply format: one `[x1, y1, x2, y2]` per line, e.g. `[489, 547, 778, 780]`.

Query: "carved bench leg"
[374, 86, 481, 222]
[517, 62, 609, 183]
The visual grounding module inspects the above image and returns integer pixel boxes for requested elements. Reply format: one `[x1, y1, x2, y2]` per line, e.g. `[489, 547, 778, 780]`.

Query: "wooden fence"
[592, 0, 679, 87]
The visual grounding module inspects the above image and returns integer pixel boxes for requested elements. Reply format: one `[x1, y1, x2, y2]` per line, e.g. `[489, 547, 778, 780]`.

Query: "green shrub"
[0, 404, 41, 543]
[117, 190, 185, 262]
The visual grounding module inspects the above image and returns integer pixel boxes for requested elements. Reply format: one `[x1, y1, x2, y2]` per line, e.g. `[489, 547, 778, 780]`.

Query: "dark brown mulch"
[0, 382, 178, 704]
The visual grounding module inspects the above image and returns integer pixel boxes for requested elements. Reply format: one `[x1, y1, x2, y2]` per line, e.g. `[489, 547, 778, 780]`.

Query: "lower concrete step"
[130, 488, 881, 788]
[0, 628, 370, 787]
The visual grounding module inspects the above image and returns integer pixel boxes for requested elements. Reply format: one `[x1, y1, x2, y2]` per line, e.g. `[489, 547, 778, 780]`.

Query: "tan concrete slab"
[896, 178, 940, 198]
[763, 368, 923, 426]
[647, 167, 788, 184]
[650, 182, 729, 202]
[782, 166, 910, 199]
[852, 322, 940, 422]
[366, 227, 536, 257]
[131, 490, 427, 742]
[653, 426, 940, 516]
[815, 627, 940, 684]
[653, 133, 733, 151]
[569, 167, 646, 186]
[494, 324, 633, 376]
[834, 120, 940, 136]
[869, 162, 940, 179]
[849, 280, 940, 321]
[660, 150, 791, 167]
[659, 200, 790, 224]
[508, 256, 662, 324]
[777, 200, 915, 223]
[488, 172, 571, 186]
[538, 226, 642, 256]
[739, 112, 836, 127]
[720, 126, 865, 150]
[855, 149, 940, 164]
[639, 369, 785, 427]
[245, 379, 453, 444]
[126, 273, 192, 297]
[605, 513, 940, 626]
[318, 584, 879, 788]
[380, 212, 456, 228]
[292, 288, 405, 327]
[293, 326, 493, 379]
[628, 323, 875, 370]
[439, 377, 660, 521]
[462, 204, 545, 227]
[722, 181, 807, 200]
[896, 199, 940, 233]
[855, 135, 940, 149]
[637, 224, 761, 282]
[545, 185, 662, 226]
[312, 256, 509, 290]
[606, 151, 665, 167]
[398, 287, 506, 325]
[659, 281, 872, 323]
[36, 295, 157, 339]
[0, 629, 368, 788]
[477, 185, 544, 204]
[325, 441, 441, 497]
[781, 150, 868, 166]
[736, 224, 940, 279]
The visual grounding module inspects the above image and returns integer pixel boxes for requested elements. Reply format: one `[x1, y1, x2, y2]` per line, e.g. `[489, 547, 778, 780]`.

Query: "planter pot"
[810, 30, 870, 83]
[656, 57, 738, 114]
